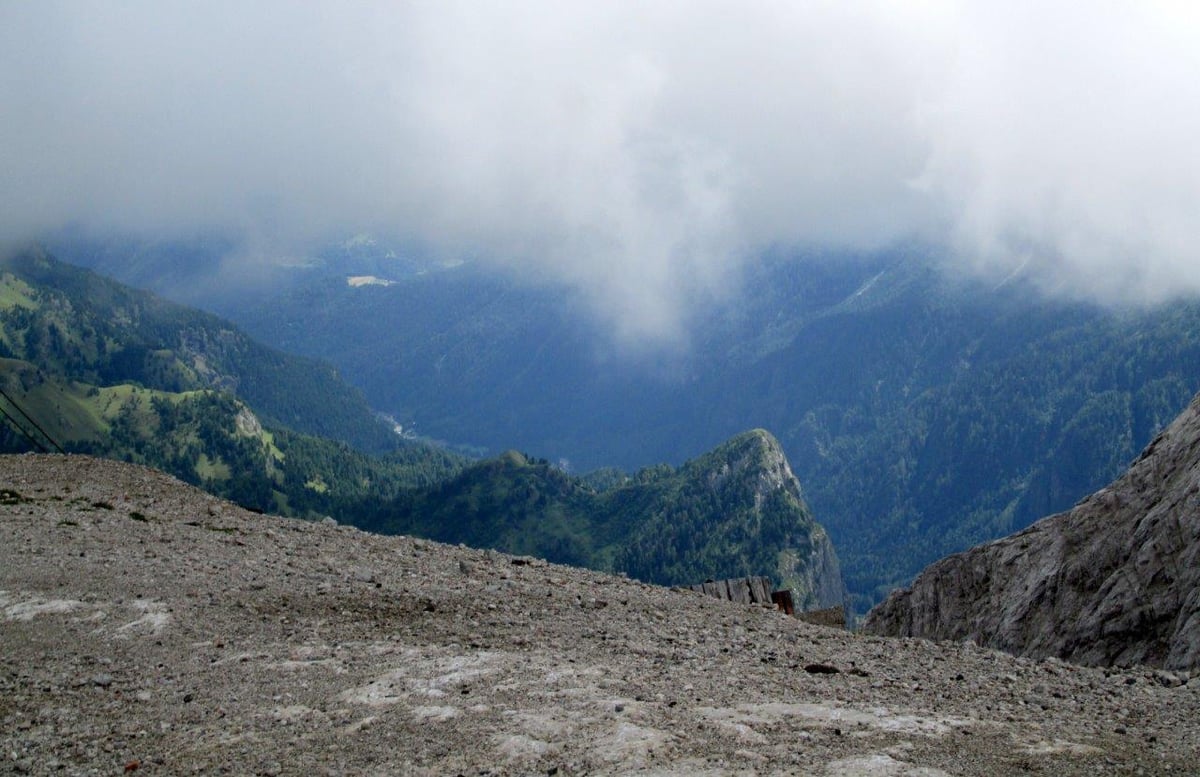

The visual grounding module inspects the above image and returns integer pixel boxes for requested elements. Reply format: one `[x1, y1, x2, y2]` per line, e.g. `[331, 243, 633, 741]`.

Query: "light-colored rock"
[3, 453, 1199, 775]
[864, 392, 1200, 670]
[710, 429, 848, 610]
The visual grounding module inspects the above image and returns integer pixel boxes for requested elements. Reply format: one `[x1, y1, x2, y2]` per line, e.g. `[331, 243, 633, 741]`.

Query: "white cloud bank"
[2, 1, 1199, 339]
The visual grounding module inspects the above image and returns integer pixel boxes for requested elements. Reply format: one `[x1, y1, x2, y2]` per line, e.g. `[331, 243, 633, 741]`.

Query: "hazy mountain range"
[0, 246, 843, 605]
[56, 235, 1200, 612]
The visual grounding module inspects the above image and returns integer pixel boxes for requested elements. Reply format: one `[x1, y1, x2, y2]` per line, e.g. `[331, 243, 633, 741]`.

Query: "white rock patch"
[1, 590, 84, 621]
[115, 598, 171, 635]
[825, 754, 954, 776]
[699, 702, 971, 738]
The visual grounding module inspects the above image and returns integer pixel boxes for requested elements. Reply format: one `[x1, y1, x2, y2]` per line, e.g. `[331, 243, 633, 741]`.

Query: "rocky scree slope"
[863, 391, 1200, 670]
[3, 455, 1199, 775]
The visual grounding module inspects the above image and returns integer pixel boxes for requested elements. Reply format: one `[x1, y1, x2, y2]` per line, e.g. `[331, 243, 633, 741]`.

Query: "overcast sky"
[2, 2, 1198, 340]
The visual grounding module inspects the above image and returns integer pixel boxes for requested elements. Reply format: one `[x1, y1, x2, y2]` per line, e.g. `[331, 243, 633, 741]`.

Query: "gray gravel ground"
[3, 454, 1198, 776]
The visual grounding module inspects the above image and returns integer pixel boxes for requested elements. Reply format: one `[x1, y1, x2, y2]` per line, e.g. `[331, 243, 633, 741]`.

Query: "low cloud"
[2, 2, 1199, 340]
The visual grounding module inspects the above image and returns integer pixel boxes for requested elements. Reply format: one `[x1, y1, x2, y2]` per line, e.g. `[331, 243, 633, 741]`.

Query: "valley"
[15, 238, 1200, 614]
[170, 243, 1200, 612]
[0, 248, 846, 607]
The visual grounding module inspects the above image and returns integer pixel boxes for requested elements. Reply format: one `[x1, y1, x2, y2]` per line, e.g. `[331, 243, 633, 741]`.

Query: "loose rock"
[2, 454, 1198, 776]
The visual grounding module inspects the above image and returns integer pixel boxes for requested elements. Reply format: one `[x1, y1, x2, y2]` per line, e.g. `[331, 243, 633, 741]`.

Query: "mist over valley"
[4, 5, 1200, 772]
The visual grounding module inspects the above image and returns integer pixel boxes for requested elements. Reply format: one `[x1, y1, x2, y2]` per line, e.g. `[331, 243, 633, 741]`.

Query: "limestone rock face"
[776, 522, 845, 612]
[686, 429, 848, 611]
[863, 392, 1200, 670]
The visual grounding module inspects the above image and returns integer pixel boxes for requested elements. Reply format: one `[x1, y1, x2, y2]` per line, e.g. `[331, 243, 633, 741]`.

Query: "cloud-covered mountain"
[4, 3, 1200, 342]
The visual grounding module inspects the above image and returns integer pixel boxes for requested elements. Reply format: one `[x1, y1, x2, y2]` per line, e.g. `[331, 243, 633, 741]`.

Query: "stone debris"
[3, 454, 1199, 775]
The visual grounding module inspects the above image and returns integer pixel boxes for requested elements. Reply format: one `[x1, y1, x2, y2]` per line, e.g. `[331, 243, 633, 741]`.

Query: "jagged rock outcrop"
[779, 522, 846, 612]
[618, 429, 848, 611]
[863, 392, 1200, 670]
[709, 430, 848, 611]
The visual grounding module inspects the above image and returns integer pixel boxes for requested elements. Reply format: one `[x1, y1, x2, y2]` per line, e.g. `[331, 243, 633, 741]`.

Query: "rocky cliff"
[372, 428, 849, 611]
[863, 392, 1200, 670]
[617, 429, 848, 610]
[693, 430, 846, 608]
[779, 522, 845, 612]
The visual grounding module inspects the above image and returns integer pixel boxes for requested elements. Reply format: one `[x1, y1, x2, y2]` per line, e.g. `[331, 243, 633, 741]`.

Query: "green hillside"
[348, 429, 845, 609]
[0, 247, 467, 514]
[0, 247, 398, 452]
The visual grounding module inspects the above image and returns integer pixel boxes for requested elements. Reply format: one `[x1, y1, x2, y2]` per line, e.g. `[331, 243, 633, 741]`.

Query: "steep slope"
[353, 430, 846, 609]
[0, 246, 469, 515]
[3, 454, 1199, 775]
[0, 246, 398, 452]
[863, 392, 1200, 670]
[614, 430, 845, 610]
[0, 359, 466, 516]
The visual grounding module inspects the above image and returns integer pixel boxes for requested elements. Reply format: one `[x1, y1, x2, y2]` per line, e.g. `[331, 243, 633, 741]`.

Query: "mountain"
[0, 246, 399, 452]
[1, 246, 840, 601]
[3, 453, 1198, 775]
[862, 391, 1200, 670]
[215, 249, 1200, 611]
[348, 429, 846, 610]
[0, 356, 467, 518]
[615, 429, 844, 608]
[0, 246, 469, 514]
[47, 237, 1200, 612]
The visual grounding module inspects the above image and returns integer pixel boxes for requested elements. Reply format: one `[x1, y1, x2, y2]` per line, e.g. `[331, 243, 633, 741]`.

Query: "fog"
[3, 2, 1199, 340]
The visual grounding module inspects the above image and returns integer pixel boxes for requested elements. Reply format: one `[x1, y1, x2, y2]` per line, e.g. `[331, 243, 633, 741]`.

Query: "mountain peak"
[689, 428, 785, 473]
[622, 428, 846, 610]
[712, 427, 781, 455]
[495, 449, 530, 468]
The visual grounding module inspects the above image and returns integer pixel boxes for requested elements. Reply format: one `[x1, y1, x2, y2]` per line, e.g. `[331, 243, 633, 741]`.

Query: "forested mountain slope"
[224, 250, 1200, 610]
[346, 430, 846, 609]
[0, 247, 466, 514]
[0, 247, 398, 451]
